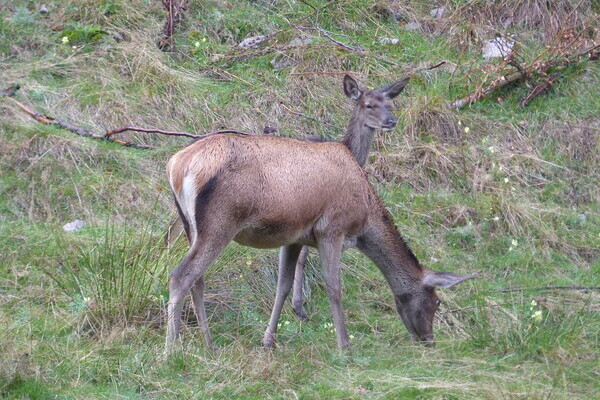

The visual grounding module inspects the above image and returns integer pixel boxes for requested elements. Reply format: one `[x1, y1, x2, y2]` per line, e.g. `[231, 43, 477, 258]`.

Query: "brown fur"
[164, 134, 473, 352]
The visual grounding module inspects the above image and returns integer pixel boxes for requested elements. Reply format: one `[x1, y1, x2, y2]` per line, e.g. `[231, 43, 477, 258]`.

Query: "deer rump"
[168, 134, 371, 250]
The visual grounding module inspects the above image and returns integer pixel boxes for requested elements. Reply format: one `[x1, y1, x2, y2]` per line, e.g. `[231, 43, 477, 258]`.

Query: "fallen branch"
[3, 96, 259, 148]
[107, 127, 258, 141]
[451, 43, 599, 109]
[157, 0, 189, 52]
[496, 285, 600, 293]
[4, 96, 151, 148]
[451, 70, 524, 109]
[295, 25, 365, 53]
[519, 72, 561, 108]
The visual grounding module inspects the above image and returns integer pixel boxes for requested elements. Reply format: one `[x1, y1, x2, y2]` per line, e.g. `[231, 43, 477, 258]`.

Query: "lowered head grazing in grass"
[165, 131, 474, 352]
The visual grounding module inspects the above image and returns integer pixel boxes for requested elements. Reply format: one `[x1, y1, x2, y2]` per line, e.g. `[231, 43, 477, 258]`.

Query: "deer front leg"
[291, 246, 310, 321]
[263, 244, 303, 349]
[318, 237, 350, 350]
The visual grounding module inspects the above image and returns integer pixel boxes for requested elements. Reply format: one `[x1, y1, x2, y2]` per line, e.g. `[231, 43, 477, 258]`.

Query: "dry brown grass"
[417, 0, 597, 51]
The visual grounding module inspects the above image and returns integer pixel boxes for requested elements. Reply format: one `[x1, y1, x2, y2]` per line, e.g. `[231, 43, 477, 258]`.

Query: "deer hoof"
[292, 307, 309, 322]
[263, 333, 275, 350]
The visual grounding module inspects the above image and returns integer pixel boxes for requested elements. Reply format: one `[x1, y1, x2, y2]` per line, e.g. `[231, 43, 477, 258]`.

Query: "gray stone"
[63, 219, 87, 232]
[430, 7, 447, 18]
[482, 37, 514, 59]
[405, 22, 421, 31]
[289, 35, 316, 46]
[379, 37, 399, 45]
[238, 35, 267, 49]
[270, 55, 295, 70]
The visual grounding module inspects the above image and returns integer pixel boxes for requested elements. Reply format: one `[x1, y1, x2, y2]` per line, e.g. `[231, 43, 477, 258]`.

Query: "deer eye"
[365, 104, 373, 109]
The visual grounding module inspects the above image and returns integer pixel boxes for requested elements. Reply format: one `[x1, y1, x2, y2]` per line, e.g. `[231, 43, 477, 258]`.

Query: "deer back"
[167, 135, 373, 248]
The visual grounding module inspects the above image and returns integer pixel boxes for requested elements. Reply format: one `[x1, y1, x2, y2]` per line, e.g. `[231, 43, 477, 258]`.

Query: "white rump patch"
[180, 175, 197, 243]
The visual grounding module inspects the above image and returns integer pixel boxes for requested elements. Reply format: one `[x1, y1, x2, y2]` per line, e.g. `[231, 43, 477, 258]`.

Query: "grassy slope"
[1, 0, 598, 398]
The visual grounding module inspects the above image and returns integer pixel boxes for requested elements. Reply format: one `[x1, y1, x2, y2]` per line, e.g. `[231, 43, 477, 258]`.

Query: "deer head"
[394, 271, 475, 344]
[343, 74, 410, 131]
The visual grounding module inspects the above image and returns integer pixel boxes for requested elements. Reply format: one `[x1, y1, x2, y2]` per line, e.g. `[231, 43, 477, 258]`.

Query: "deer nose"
[382, 118, 396, 130]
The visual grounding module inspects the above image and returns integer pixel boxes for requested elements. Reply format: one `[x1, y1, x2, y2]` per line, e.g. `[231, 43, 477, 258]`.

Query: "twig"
[4, 96, 151, 148]
[157, 0, 189, 52]
[290, 70, 372, 76]
[520, 72, 561, 108]
[423, 61, 446, 71]
[451, 43, 599, 109]
[3, 96, 260, 148]
[451, 70, 525, 109]
[107, 127, 258, 140]
[295, 25, 365, 53]
[496, 286, 600, 293]
[289, 62, 445, 78]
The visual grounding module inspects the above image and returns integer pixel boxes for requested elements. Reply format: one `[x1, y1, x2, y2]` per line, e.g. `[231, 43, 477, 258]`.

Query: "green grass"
[1, 0, 599, 398]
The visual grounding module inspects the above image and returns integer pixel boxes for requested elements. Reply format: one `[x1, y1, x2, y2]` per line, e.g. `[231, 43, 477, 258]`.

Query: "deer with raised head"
[291, 74, 410, 321]
[166, 124, 473, 353]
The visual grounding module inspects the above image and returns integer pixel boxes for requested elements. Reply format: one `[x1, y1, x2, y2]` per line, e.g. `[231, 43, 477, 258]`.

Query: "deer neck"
[342, 109, 376, 167]
[356, 202, 424, 295]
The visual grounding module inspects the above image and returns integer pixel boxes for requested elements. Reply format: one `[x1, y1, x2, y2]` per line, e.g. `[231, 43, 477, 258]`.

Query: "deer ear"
[380, 76, 410, 100]
[423, 271, 476, 288]
[343, 75, 362, 100]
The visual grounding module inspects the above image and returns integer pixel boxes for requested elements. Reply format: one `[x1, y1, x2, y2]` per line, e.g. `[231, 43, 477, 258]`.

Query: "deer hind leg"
[190, 276, 213, 351]
[263, 243, 303, 349]
[318, 236, 350, 350]
[165, 235, 231, 354]
[291, 246, 310, 321]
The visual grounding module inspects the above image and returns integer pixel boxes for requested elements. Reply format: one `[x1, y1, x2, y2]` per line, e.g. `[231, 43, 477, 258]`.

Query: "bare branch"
[157, 0, 190, 52]
[451, 43, 599, 109]
[3, 97, 260, 148]
[496, 286, 600, 293]
[295, 25, 365, 52]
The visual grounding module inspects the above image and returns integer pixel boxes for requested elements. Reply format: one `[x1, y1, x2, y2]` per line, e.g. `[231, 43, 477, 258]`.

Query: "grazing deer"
[291, 74, 410, 321]
[166, 138, 473, 352]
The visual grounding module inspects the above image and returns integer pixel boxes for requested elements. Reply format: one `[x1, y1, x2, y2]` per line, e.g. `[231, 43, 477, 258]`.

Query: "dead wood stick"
[106, 126, 201, 139]
[520, 72, 561, 108]
[4, 96, 261, 148]
[295, 25, 365, 53]
[158, 0, 189, 51]
[451, 43, 599, 109]
[4, 96, 152, 148]
[496, 285, 600, 293]
[450, 70, 525, 109]
[106, 127, 258, 140]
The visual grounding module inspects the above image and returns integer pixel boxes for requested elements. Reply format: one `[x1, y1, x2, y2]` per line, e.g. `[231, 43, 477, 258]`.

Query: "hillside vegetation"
[1, 0, 598, 398]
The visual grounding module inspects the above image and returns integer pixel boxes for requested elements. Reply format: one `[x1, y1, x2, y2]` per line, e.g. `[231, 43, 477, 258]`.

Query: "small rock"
[239, 35, 267, 49]
[372, 3, 408, 22]
[111, 31, 129, 42]
[502, 17, 513, 28]
[63, 220, 86, 232]
[430, 7, 447, 18]
[379, 37, 399, 45]
[270, 55, 295, 70]
[289, 35, 316, 46]
[39, 4, 49, 14]
[482, 37, 514, 59]
[578, 213, 587, 223]
[404, 22, 421, 31]
[430, 257, 440, 263]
